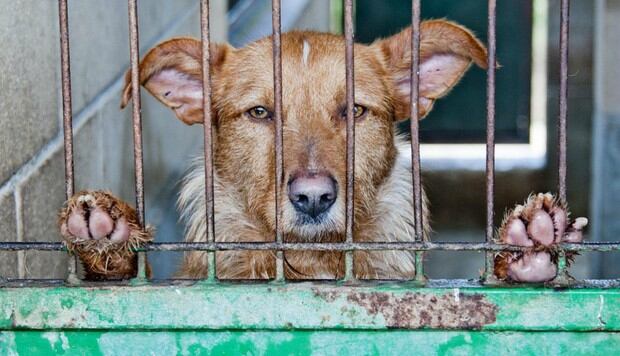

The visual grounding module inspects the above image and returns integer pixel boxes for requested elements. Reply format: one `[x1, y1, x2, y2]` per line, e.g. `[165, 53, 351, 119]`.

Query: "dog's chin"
[284, 213, 344, 241]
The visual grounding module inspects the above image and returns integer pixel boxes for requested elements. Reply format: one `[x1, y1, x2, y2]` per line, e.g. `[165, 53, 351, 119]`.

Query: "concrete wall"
[0, 0, 227, 279]
[0, 0, 334, 280]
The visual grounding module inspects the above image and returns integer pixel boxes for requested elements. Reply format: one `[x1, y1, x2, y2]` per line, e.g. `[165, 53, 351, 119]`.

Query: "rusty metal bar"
[553, 0, 571, 285]
[344, 0, 355, 281]
[59, 0, 74, 200]
[272, 0, 284, 282]
[484, 0, 497, 283]
[58, 0, 79, 285]
[127, 0, 147, 280]
[410, 0, 423, 242]
[4, 241, 620, 253]
[558, 0, 569, 203]
[200, 0, 216, 282]
[410, 0, 425, 284]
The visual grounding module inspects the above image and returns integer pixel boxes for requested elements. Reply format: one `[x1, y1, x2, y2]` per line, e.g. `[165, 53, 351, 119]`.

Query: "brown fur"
[60, 21, 487, 280]
[493, 193, 579, 281]
[58, 191, 153, 279]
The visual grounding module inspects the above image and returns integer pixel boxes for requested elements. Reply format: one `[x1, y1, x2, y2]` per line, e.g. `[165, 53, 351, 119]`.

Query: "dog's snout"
[288, 173, 337, 218]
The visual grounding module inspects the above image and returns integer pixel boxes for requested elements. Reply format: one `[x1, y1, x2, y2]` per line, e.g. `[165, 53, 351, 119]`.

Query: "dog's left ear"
[375, 20, 488, 120]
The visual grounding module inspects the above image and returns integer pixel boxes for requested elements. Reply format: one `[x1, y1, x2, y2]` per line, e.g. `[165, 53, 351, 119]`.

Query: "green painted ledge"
[1, 282, 619, 354]
[2, 331, 619, 355]
[1, 282, 618, 331]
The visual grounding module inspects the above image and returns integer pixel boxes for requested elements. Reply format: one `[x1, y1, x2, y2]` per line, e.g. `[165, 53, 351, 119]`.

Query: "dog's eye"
[341, 104, 367, 120]
[246, 106, 272, 120]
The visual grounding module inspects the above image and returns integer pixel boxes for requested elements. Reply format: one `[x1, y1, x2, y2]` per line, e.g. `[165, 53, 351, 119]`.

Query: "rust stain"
[346, 292, 498, 329]
[312, 288, 498, 329]
[312, 289, 340, 302]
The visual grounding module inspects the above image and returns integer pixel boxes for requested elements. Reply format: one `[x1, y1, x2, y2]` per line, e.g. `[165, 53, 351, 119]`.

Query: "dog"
[58, 20, 585, 282]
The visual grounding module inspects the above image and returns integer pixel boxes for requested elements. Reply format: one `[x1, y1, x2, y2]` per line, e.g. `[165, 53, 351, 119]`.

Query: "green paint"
[60, 298, 74, 309]
[2, 284, 619, 331]
[1, 284, 619, 353]
[2, 331, 619, 355]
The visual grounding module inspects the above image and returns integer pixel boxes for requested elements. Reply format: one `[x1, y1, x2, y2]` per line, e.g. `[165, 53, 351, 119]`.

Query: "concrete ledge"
[0, 283, 618, 331]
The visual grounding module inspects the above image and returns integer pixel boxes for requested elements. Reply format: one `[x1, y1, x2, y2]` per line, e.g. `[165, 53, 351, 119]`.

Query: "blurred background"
[1, 0, 618, 280]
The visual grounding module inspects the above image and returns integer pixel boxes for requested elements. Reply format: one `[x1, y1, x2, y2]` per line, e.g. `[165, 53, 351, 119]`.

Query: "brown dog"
[58, 20, 585, 282]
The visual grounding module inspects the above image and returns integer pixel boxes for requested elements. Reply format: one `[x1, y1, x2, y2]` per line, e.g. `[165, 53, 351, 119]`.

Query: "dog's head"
[121, 20, 487, 241]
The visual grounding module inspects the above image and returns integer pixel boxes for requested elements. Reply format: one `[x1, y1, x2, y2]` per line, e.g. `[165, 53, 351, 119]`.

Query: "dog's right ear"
[120, 37, 232, 125]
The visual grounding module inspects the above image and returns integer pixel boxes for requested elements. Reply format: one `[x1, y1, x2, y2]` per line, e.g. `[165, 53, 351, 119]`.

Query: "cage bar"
[410, 0, 425, 283]
[483, 0, 497, 282]
[4, 241, 620, 253]
[58, 0, 79, 284]
[127, 0, 147, 280]
[272, 0, 285, 282]
[344, 0, 355, 281]
[553, 0, 571, 285]
[59, 0, 74, 200]
[200, 0, 216, 281]
[410, 0, 422, 242]
[0, 0, 610, 287]
[558, 0, 569, 204]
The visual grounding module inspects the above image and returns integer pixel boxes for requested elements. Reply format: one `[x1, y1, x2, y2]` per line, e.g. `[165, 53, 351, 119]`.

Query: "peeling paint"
[598, 295, 607, 327]
[1, 284, 620, 331]
[345, 292, 497, 329]
[42, 332, 70, 352]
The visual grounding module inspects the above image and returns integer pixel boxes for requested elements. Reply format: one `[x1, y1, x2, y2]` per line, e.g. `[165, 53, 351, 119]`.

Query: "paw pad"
[494, 193, 587, 283]
[58, 191, 153, 279]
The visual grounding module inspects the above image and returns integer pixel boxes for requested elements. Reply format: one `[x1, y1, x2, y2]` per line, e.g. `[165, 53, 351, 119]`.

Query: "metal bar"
[553, 0, 571, 284]
[5, 241, 620, 252]
[58, 0, 79, 285]
[344, 0, 355, 282]
[272, 0, 284, 282]
[58, 0, 74, 200]
[410, 0, 423, 242]
[200, 0, 216, 282]
[484, 0, 497, 283]
[127, 0, 147, 280]
[558, 0, 569, 204]
[410, 0, 425, 284]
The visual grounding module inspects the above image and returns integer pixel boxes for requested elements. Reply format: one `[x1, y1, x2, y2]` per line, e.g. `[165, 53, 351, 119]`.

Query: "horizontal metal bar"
[3, 241, 620, 252]
[1, 278, 619, 289]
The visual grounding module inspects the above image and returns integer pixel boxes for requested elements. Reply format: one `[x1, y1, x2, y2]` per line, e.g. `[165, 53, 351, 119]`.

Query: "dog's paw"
[493, 193, 587, 283]
[58, 191, 153, 279]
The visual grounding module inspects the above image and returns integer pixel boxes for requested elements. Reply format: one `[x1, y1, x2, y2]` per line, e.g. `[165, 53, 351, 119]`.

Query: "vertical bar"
[558, 0, 569, 204]
[409, 0, 423, 242]
[200, 0, 216, 282]
[272, 0, 284, 282]
[553, 0, 571, 285]
[59, 0, 74, 200]
[484, 0, 497, 282]
[127, 0, 147, 280]
[344, 0, 355, 281]
[410, 0, 425, 283]
[58, 0, 79, 284]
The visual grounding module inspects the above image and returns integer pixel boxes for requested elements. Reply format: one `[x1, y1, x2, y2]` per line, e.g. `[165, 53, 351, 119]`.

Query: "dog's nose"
[288, 173, 337, 218]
